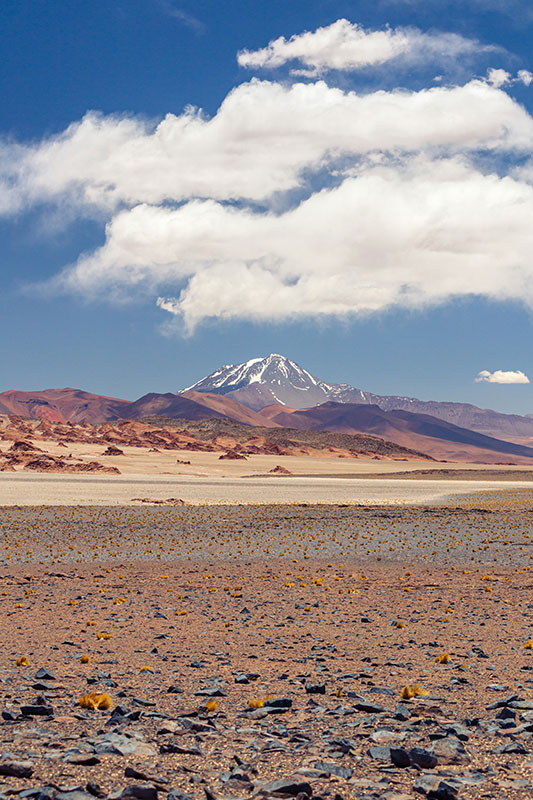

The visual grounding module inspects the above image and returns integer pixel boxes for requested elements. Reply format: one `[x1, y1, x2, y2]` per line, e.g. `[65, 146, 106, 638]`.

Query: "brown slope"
[273, 402, 533, 464]
[0, 388, 130, 424]
[119, 392, 230, 422]
[258, 403, 297, 420]
[181, 391, 281, 428]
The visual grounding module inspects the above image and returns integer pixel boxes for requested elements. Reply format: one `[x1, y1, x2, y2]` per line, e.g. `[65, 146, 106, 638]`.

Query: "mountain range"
[184, 354, 533, 440]
[2, 353, 533, 463]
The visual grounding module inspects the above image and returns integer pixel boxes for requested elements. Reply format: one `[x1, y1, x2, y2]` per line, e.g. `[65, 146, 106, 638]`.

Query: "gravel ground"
[1, 499, 533, 799]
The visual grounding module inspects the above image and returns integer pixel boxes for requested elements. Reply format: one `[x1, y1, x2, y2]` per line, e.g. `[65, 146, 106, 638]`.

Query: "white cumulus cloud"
[237, 19, 487, 75]
[1, 18, 533, 333]
[0, 79, 532, 215]
[48, 156, 533, 331]
[475, 369, 530, 384]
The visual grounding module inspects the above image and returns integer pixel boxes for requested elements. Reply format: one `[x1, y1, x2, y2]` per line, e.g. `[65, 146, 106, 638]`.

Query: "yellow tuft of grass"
[434, 653, 451, 664]
[139, 666, 153, 672]
[80, 655, 90, 664]
[524, 640, 533, 650]
[395, 621, 406, 629]
[16, 656, 29, 667]
[78, 692, 113, 711]
[205, 700, 219, 712]
[175, 610, 187, 616]
[96, 632, 112, 640]
[248, 695, 277, 709]
[401, 684, 430, 699]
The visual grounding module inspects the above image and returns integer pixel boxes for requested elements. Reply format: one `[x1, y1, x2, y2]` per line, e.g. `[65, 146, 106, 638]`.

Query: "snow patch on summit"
[179, 353, 367, 410]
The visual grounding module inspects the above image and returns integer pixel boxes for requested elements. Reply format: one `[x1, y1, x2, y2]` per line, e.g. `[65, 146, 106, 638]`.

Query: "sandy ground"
[37, 441, 533, 478]
[4, 442, 533, 506]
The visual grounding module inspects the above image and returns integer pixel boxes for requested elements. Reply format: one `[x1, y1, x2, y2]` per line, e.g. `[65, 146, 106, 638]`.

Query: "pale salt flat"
[0, 471, 532, 506]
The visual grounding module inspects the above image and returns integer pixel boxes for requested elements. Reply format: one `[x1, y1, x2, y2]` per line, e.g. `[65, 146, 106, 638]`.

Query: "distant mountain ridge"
[273, 402, 533, 463]
[3, 353, 533, 464]
[182, 353, 533, 440]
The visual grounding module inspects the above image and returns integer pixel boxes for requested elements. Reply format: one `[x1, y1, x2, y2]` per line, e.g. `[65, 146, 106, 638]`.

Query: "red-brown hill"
[182, 391, 281, 427]
[119, 392, 231, 422]
[272, 402, 533, 463]
[0, 388, 130, 424]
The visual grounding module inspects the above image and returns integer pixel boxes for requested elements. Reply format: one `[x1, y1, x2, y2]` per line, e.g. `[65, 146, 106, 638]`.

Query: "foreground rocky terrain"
[0, 499, 533, 798]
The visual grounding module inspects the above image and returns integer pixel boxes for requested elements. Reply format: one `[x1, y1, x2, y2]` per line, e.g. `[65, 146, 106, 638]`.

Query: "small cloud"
[485, 68, 533, 89]
[475, 369, 530, 384]
[237, 19, 486, 75]
[487, 67, 511, 88]
[518, 69, 533, 86]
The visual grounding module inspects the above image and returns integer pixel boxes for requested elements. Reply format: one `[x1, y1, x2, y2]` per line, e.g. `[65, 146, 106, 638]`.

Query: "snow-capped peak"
[179, 354, 368, 410]
[183, 354, 315, 391]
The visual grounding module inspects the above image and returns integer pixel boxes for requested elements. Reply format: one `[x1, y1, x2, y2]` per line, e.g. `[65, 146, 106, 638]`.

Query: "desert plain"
[3, 435, 533, 508]
[2, 421, 533, 799]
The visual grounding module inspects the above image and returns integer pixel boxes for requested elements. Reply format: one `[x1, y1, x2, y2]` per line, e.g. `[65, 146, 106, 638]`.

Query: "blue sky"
[2, 0, 533, 412]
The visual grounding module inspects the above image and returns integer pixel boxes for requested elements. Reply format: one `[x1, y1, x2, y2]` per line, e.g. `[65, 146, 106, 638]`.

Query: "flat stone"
[408, 748, 438, 769]
[117, 786, 159, 800]
[31, 682, 58, 691]
[313, 761, 352, 779]
[259, 778, 313, 796]
[354, 701, 386, 713]
[92, 734, 157, 759]
[20, 705, 53, 717]
[264, 697, 292, 709]
[413, 774, 458, 799]
[0, 759, 34, 778]
[431, 737, 471, 765]
[193, 687, 226, 697]
[63, 753, 101, 766]
[486, 694, 519, 710]
[305, 683, 326, 694]
[159, 743, 204, 756]
[34, 669, 56, 681]
[493, 741, 529, 754]
[368, 746, 393, 762]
